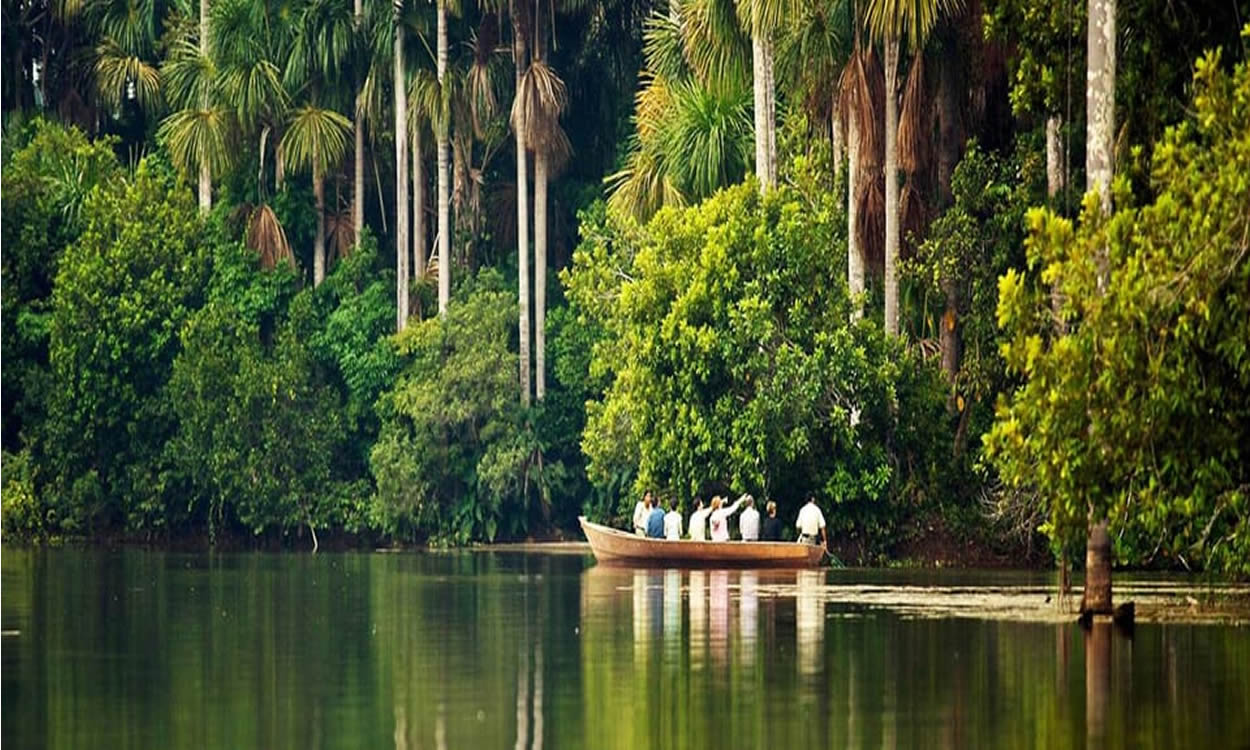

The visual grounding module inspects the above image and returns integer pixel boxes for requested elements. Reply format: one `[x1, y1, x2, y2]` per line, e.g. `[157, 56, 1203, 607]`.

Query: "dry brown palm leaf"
[326, 207, 354, 261]
[511, 59, 568, 155]
[856, 173, 886, 277]
[898, 54, 929, 175]
[899, 178, 928, 260]
[246, 203, 295, 270]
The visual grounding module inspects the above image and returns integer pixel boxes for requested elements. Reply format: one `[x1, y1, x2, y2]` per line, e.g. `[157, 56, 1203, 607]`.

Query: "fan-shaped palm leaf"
[642, 10, 690, 83]
[159, 106, 236, 177]
[281, 105, 351, 175]
[682, 0, 750, 93]
[162, 37, 217, 111]
[634, 75, 676, 146]
[606, 142, 687, 221]
[245, 202, 295, 269]
[221, 59, 290, 126]
[94, 38, 162, 113]
[666, 78, 751, 199]
[512, 59, 568, 156]
[89, 0, 157, 57]
[897, 52, 927, 173]
[863, 0, 962, 50]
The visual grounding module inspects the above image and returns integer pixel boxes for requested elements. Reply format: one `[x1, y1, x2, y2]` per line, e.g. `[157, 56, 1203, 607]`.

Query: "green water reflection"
[2, 549, 1247, 749]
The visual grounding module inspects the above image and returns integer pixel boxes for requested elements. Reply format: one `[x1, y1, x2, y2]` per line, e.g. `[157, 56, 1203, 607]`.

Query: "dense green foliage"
[3, 0, 1247, 576]
[985, 47, 1250, 576]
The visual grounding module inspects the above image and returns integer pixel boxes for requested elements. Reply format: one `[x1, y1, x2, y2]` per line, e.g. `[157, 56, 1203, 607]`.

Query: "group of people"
[631, 491, 828, 547]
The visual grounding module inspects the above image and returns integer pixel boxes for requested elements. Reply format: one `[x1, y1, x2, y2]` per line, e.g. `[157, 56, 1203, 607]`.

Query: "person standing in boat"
[646, 495, 667, 538]
[633, 490, 653, 536]
[761, 501, 783, 541]
[739, 496, 760, 541]
[688, 497, 710, 541]
[709, 494, 748, 542]
[664, 498, 683, 540]
[795, 495, 828, 549]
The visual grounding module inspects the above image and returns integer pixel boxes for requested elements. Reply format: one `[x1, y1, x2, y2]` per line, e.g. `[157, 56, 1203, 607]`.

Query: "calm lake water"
[3, 548, 1248, 749]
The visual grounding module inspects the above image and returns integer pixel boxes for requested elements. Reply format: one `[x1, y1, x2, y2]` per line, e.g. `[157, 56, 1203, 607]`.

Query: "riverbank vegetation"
[2, 0, 1246, 575]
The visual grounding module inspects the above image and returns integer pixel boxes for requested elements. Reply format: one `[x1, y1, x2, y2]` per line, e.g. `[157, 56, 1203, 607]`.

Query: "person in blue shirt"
[645, 496, 666, 538]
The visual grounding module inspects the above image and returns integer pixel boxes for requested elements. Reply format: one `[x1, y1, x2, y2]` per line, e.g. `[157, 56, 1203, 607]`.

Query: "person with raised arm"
[709, 494, 749, 542]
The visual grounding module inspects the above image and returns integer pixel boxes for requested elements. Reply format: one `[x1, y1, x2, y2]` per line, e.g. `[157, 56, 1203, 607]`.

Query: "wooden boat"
[578, 516, 826, 568]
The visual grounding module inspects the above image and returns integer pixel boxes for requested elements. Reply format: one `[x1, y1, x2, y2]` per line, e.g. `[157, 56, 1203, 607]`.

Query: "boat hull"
[578, 516, 825, 568]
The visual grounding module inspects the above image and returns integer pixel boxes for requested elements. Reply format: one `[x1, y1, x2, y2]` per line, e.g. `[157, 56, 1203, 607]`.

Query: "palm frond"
[246, 202, 295, 270]
[158, 106, 236, 177]
[161, 37, 217, 111]
[666, 78, 751, 199]
[682, 0, 750, 94]
[512, 59, 568, 154]
[606, 144, 687, 222]
[642, 10, 690, 83]
[95, 38, 162, 113]
[281, 105, 352, 175]
[863, 0, 964, 50]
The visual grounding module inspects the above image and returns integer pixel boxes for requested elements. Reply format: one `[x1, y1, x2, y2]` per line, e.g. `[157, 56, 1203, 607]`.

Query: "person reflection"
[633, 569, 649, 665]
[663, 569, 682, 660]
[689, 570, 708, 672]
[1085, 619, 1112, 749]
[710, 570, 730, 667]
[740, 571, 758, 668]
[795, 569, 825, 680]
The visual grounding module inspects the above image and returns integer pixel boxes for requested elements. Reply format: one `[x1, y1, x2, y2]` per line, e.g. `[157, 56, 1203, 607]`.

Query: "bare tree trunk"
[513, 4, 531, 406]
[831, 96, 844, 190]
[752, 35, 767, 191]
[535, 151, 547, 402]
[198, 0, 212, 214]
[1046, 115, 1066, 199]
[883, 37, 900, 337]
[394, 19, 410, 331]
[353, 0, 364, 240]
[413, 121, 426, 283]
[847, 114, 864, 321]
[314, 164, 326, 286]
[1083, 0, 1116, 611]
[436, 0, 451, 315]
[763, 35, 777, 186]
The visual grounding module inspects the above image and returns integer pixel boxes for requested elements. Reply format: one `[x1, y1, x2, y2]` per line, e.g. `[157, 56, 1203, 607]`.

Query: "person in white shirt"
[632, 490, 653, 536]
[738, 496, 760, 541]
[795, 495, 827, 548]
[709, 494, 748, 542]
[688, 497, 710, 541]
[663, 499, 683, 540]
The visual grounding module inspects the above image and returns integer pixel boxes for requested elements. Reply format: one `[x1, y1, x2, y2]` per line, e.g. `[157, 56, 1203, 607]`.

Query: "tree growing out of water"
[985, 37, 1250, 578]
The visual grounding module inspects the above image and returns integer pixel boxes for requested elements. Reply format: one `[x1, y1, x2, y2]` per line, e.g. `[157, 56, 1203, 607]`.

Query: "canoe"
[578, 516, 826, 568]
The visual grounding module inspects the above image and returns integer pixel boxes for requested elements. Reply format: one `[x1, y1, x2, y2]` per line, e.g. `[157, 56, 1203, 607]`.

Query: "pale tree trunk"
[413, 122, 426, 283]
[275, 136, 285, 190]
[847, 114, 864, 321]
[1046, 115, 1065, 199]
[353, 0, 364, 240]
[751, 34, 767, 191]
[831, 97, 844, 190]
[534, 152, 547, 402]
[1082, 0, 1116, 613]
[198, 0, 212, 214]
[512, 7, 532, 406]
[314, 162, 326, 285]
[394, 20, 410, 331]
[436, 0, 451, 315]
[883, 37, 900, 337]
[762, 35, 777, 186]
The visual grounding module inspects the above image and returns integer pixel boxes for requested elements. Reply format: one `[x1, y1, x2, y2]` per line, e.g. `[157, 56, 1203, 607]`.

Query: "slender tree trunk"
[198, 0, 212, 214]
[883, 36, 900, 337]
[750, 36, 770, 192]
[395, 19, 410, 331]
[763, 35, 777, 186]
[831, 97, 844, 190]
[1083, 0, 1116, 612]
[513, 6, 532, 406]
[314, 163, 326, 286]
[276, 135, 286, 190]
[413, 122, 426, 283]
[1046, 115, 1066, 199]
[437, 0, 451, 315]
[535, 151, 547, 402]
[353, 0, 365, 240]
[847, 114, 864, 321]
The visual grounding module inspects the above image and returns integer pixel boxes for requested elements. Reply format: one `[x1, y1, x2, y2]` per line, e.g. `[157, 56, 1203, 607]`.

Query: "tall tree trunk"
[883, 37, 900, 337]
[353, 0, 364, 240]
[394, 18, 410, 331]
[751, 35, 767, 190]
[1082, 0, 1116, 613]
[831, 96, 844, 190]
[847, 114, 864, 321]
[937, 60, 961, 383]
[314, 163, 326, 286]
[436, 0, 451, 315]
[512, 5, 532, 406]
[413, 121, 426, 283]
[534, 151, 547, 402]
[762, 35, 777, 186]
[1046, 115, 1066, 199]
[198, 0, 212, 214]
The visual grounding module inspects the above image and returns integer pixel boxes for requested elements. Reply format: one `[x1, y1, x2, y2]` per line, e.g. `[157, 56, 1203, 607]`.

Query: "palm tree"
[864, 0, 961, 336]
[436, 0, 451, 315]
[508, 0, 531, 403]
[281, 105, 352, 285]
[735, 0, 794, 190]
[353, 0, 366, 239]
[159, 32, 233, 214]
[394, 0, 410, 330]
[1081, 0, 1116, 617]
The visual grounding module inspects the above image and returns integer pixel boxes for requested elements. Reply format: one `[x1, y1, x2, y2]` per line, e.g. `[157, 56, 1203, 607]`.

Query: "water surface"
[3, 548, 1247, 749]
